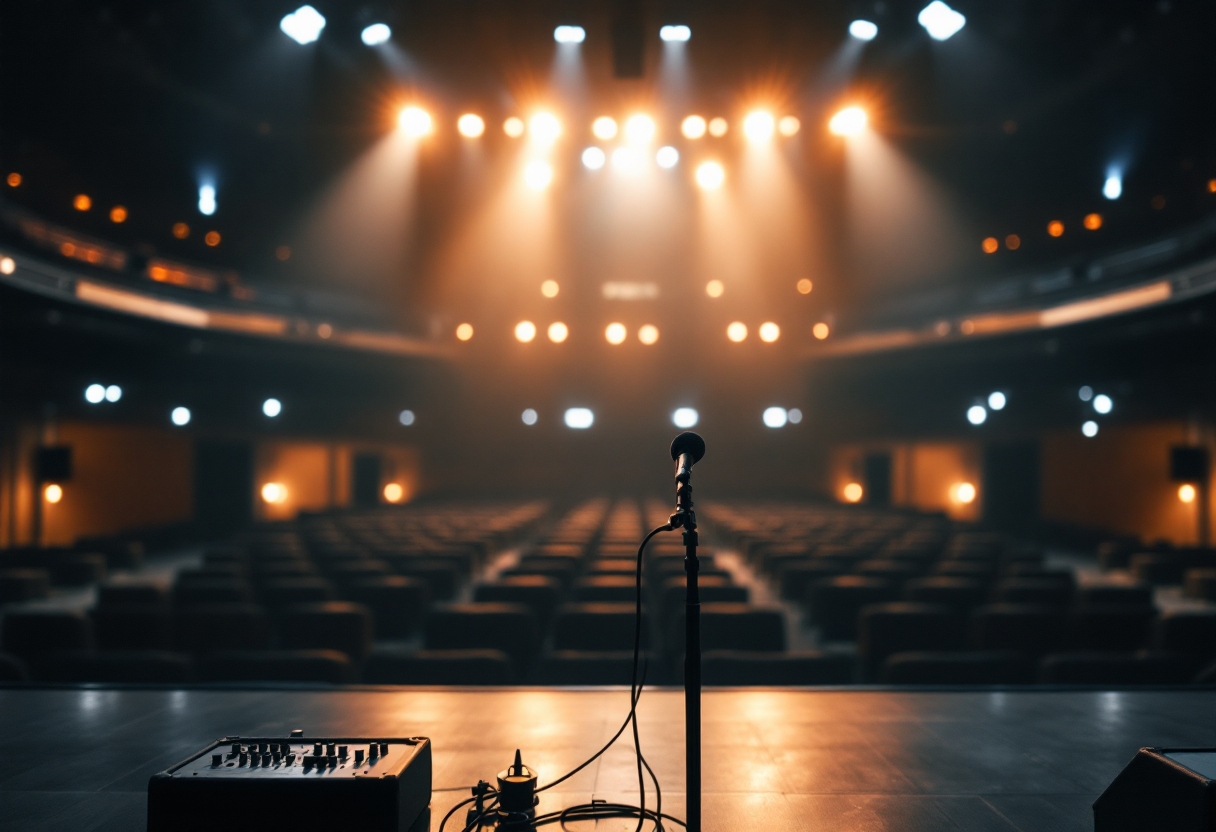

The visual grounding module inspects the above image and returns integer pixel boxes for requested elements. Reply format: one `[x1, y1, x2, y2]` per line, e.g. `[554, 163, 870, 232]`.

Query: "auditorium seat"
[1, 610, 93, 673]
[473, 576, 561, 630]
[321, 559, 392, 588]
[572, 575, 638, 603]
[1156, 610, 1216, 658]
[857, 560, 924, 585]
[344, 576, 429, 637]
[41, 650, 195, 683]
[258, 576, 336, 609]
[659, 576, 747, 622]
[700, 650, 856, 685]
[1131, 553, 1188, 585]
[424, 603, 538, 672]
[1069, 605, 1157, 651]
[96, 582, 168, 608]
[858, 603, 960, 681]
[531, 651, 642, 685]
[388, 559, 461, 600]
[551, 603, 650, 652]
[0, 568, 51, 603]
[1003, 566, 1075, 587]
[880, 651, 1035, 684]
[904, 576, 988, 615]
[92, 606, 175, 650]
[252, 560, 318, 581]
[278, 601, 374, 659]
[173, 577, 254, 606]
[667, 604, 785, 654]
[1184, 568, 1216, 601]
[1038, 652, 1195, 684]
[199, 649, 354, 684]
[777, 560, 851, 602]
[0, 652, 29, 681]
[1076, 584, 1154, 607]
[970, 604, 1066, 656]
[807, 576, 900, 641]
[586, 559, 637, 577]
[1097, 539, 1140, 570]
[994, 578, 1074, 608]
[363, 648, 515, 685]
[174, 604, 270, 653]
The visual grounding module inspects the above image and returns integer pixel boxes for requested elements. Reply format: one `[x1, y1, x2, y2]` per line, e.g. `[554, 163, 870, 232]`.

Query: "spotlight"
[458, 114, 485, 137]
[592, 117, 618, 139]
[554, 25, 585, 43]
[261, 482, 287, 504]
[74, 194, 91, 211]
[0, 257, 13, 275]
[849, 19, 879, 40]
[638, 324, 659, 345]
[1082, 420, 1099, 437]
[611, 147, 638, 173]
[918, 1, 966, 41]
[521, 408, 539, 426]
[456, 323, 474, 341]
[529, 112, 561, 143]
[682, 116, 707, 139]
[726, 322, 747, 342]
[1078, 385, 1094, 401]
[524, 161, 553, 190]
[564, 408, 594, 429]
[582, 147, 606, 170]
[953, 482, 977, 504]
[280, 5, 326, 45]
[759, 322, 780, 342]
[541, 280, 559, 298]
[105, 384, 122, 402]
[504, 117, 525, 137]
[705, 280, 725, 298]
[6, 173, 20, 187]
[548, 321, 569, 343]
[656, 146, 679, 168]
[763, 407, 789, 428]
[399, 106, 432, 136]
[672, 407, 699, 428]
[198, 184, 216, 216]
[982, 237, 999, 254]
[383, 482, 405, 503]
[44, 483, 63, 504]
[829, 106, 867, 136]
[1093, 394, 1113, 414]
[515, 321, 537, 343]
[797, 279, 813, 294]
[171, 407, 191, 426]
[843, 482, 864, 503]
[1103, 173, 1123, 200]
[788, 408, 803, 424]
[967, 405, 987, 425]
[988, 392, 1007, 410]
[263, 398, 282, 417]
[605, 322, 627, 345]
[399, 409, 416, 426]
[1180, 484, 1197, 504]
[812, 322, 830, 340]
[110, 206, 127, 223]
[660, 25, 691, 42]
[361, 23, 391, 45]
[625, 114, 656, 144]
[1084, 213, 1103, 230]
[205, 231, 221, 247]
[743, 111, 775, 143]
[1047, 220, 1064, 237]
[85, 384, 106, 404]
[708, 117, 728, 137]
[778, 116, 801, 136]
[696, 161, 725, 190]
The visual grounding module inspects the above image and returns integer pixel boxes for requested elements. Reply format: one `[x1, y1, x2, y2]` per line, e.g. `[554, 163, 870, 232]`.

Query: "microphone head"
[670, 431, 706, 464]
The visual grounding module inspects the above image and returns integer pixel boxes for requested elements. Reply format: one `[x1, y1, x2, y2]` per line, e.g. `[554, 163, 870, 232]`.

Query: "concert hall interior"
[2, 1, 1216, 830]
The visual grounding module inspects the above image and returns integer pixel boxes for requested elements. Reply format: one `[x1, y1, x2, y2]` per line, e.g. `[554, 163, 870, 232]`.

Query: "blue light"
[361, 23, 391, 46]
[198, 183, 216, 216]
[1103, 173, 1122, 200]
[554, 26, 585, 43]
[849, 20, 878, 40]
[660, 25, 691, 42]
[280, 6, 326, 45]
[918, 1, 966, 40]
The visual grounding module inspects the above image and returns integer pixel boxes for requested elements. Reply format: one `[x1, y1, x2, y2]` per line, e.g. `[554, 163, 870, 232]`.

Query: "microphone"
[670, 431, 706, 484]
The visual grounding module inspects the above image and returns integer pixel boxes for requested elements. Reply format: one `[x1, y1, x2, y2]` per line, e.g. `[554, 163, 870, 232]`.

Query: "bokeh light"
[383, 483, 405, 503]
[758, 322, 780, 342]
[457, 114, 485, 137]
[592, 117, 618, 139]
[706, 280, 725, 298]
[514, 321, 537, 342]
[696, 162, 724, 189]
[638, 324, 659, 345]
[828, 106, 867, 136]
[541, 280, 559, 298]
[456, 323, 474, 341]
[797, 279, 813, 294]
[726, 322, 748, 342]
[547, 321, 569, 343]
[682, 116, 707, 139]
[398, 106, 433, 136]
[605, 322, 627, 345]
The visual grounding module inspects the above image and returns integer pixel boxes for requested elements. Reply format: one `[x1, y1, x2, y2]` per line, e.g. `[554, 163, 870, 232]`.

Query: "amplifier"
[147, 732, 431, 832]
[1095, 747, 1216, 832]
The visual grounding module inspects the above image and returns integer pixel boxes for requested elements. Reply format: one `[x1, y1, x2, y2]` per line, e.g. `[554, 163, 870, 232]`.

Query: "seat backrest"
[174, 603, 271, 653]
[279, 601, 375, 659]
[1, 610, 93, 658]
[551, 602, 649, 651]
[424, 603, 539, 668]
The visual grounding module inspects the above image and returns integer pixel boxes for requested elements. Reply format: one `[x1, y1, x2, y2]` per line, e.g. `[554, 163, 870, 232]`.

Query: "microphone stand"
[669, 469, 700, 832]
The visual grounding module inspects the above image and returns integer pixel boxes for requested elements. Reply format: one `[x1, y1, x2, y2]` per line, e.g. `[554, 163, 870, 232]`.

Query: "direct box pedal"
[147, 731, 431, 832]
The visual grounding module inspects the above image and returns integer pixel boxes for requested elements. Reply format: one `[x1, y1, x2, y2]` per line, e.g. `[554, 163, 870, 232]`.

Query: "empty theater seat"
[343, 576, 430, 637]
[258, 576, 336, 609]
[40, 650, 194, 683]
[1038, 652, 1195, 684]
[551, 603, 650, 652]
[0, 568, 51, 603]
[701, 651, 856, 685]
[994, 578, 1074, 608]
[572, 575, 638, 603]
[858, 603, 960, 681]
[1, 610, 93, 673]
[363, 648, 515, 685]
[904, 576, 988, 615]
[174, 604, 270, 653]
[880, 651, 1036, 684]
[92, 605, 175, 651]
[199, 649, 354, 684]
[531, 651, 641, 685]
[777, 560, 851, 602]
[387, 559, 461, 600]
[96, 582, 168, 608]
[1156, 609, 1216, 658]
[808, 576, 900, 641]
[658, 576, 747, 622]
[424, 603, 538, 672]
[473, 576, 562, 630]
[1075, 584, 1154, 607]
[49, 553, 106, 586]
[667, 604, 785, 654]
[1184, 568, 1216, 601]
[970, 604, 1066, 656]
[1069, 605, 1157, 651]
[278, 601, 375, 659]
[173, 577, 254, 606]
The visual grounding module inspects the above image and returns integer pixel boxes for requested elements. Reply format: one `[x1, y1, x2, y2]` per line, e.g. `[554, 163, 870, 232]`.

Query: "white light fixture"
[849, 20, 878, 40]
[988, 391, 1007, 410]
[660, 25, 691, 42]
[198, 184, 216, 216]
[399, 409, 415, 426]
[1103, 173, 1123, 200]
[582, 147, 606, 170]
[1078, 385, 1094, 401]
[554, 25, 585, 43]
[763, 407, 788, 428]
[105, 384, 122, 403]
[918, 1, 966, 40]
[280, 5, 327, 45]
[624, 114, 656, 144]
[744, 111, 775, 143]
[788, 408, 803, 424]
[263, 398, 282, 418]
[85, 384, 106, 404]
[564, 407, 594, 429]
[524, 161, 553, 190]
[1093, 394, 1113, 414]
[361, 23, 391, 46]
[521, 408, 538, 426]
[696, 162, 724, 190]
[656, 146, 679, 169]
[967, 405, 987, 425]
[672, 407, 699, 428]
[1082, 420, 1099, 437]
[171, 407, 191, 426]
[611, 147, 638, 173]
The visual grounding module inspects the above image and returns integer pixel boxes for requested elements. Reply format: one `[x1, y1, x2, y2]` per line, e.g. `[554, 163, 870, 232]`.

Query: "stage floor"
[2, 686, 1214, 831]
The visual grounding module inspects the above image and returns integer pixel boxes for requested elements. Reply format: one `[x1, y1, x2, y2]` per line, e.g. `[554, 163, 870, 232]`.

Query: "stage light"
[706, 280, 724, 298]
[744, 111, 775, 143]
[504, 117, 525, 137]
[361, 23, 391, 46]
[696, 162, 724, 190]
[611, 147, 638, 173]
[605, 322, 627, 345]
[788, 408, 803, 424]
[383, 482, 404, 503]
[797, 279, 813, 294]
[1180, 484, 1197, 503]
[1084, 213, 1103, 230]
[173, 222, 189, 239]
[261, 482, 287, 504]
[982, 237, 999, 254]
[456, 323, 474, 341]
[521, 408, 538, 425]
[85, 384, 105, 404]
[813, 322, 830, 339]
[316, 322, 331, 338]
[953, 482, 977, 504]
[967, 405, 987, 425]
[7, 173, 20, 187]
[843, 482, 864, 503]
[1048, 220, 1064, 237]
[554, 25, 585, 43]
[399, 409, 416, 426]
[1103, 173, 1123, 200]
[458, 114, 485, 137]
[1078, 386, 1093, 401]
[529, 112, 561, 143]
[198, 184, 216, 216]
[0, 257, 13, 275]
[1005, 234, 1021, 250]
[708, 117, 728, 137]
[281, 5, 326, 44]
[660, 25, 691, 42]
[672, 407, 698, 428]
[849, 19, 878, 40]
[778, 116, 801, 137]
[1082, 420, 1099, 437]
[171, 407, 191, 426]
[548, 321, 569, 343]
[205, 231, 221, 247]
[918, 1, 966, 40]
[524, 161, 553, 190]
[515, 321, 537, 343]
[110, 206, 127, 223]
[541, 280, 559, 298]
[74, 194, 91, 211]
[1093, 394, 1113, 414]
[592, 117, 618, 139]
[829, 106, 867, 136]
[763, 407, 789, 428]
[582, 147, 606, 170]
[105, 384, 122, 402]
[988, 392, 1006, 410]
[638, 324, 659, 345]
[682, 116, 707, 139]
[726, 322, 747, 342]
[564, 408, 594, 429]
[263, 398, 282, 417]
[625, 114, 656, 144]
[759, 322, 780, 342]
[44, 483, 63, 504]
[656, 146, 679, 169]
[398, 106, 432, 137]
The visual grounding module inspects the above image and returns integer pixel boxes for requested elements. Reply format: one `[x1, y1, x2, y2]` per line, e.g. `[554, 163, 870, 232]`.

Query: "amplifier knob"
[354, 749, 364, 764]
[380, 743, 389, 755]
[313, 743, 323, 756]
[211, 754, 222, 767]
[338, 745, 348, 758]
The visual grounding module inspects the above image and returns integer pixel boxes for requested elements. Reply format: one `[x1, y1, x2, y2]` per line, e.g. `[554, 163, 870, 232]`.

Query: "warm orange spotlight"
[456, 323, 474, 341]
[383, 482, 405, 503]
[504, 117, 525, 137]
[1084, 213, 1103, 230]
[696, 162, 725, 190]
[1179, 484, 1197, 504]
[705, 280, 725, 298]
[796, 279, 813, 294]
[605, 322, 627, 345]
[982, 237, 999, 254]
[514, 321, 537, 343]
[1208, 179, 1216, 194]
[1047, 220, 1064, 237]
[758, 322, 781, 342]
[44, 483, 63, 504]
[110, 206, 128, 223]
[317, 323, 332, 339]
[548, 321, 569, 343]
[778, 116, 801, 136]
[457, 113, 485, 137]
[6, 172, 21, 187]
[205, 231, 221, 247]
[842, 482, 863, 503]
[682, 116, 707, 139]
[708, 117, 728, 137]
[0, 257, 14, 275]
[398, 105, 433, 136]
[74, 194, 92, 211]
[638, 324, 659, 345]
[261, 482, 287, 504]
[743, 111, 775, 143]
[1005, 234, 1021, 250]
[529, 112, 561, 143]
[625, 114, 656, 144]
[726, 322, 748, 342]
[524, 161, 553, 190]
[172, 222, 190, 239]
[541, 280, 559, 298]
[812, 322, 830, 340]
[828, 106, 867, 136]
[953, 482, 977, 504]
[276, 245, 291, 261]
[592, 116, 618, 139]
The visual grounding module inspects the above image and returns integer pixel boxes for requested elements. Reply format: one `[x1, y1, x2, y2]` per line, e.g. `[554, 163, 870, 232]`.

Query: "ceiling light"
[263, 398, 282, 417]
[696, 162, 725, 189]
[592, 117, 618, 139]
[458, 114, 485, 137]
[682, 116, 707, 139]
[361, 23, 391, 46]
[554, 25, 585, 43]
[849, 20, 878, 40]
[582, 147, 606, 170]
[171, 407, 191, 426]
[398, 106, 432, 136]
[672, 407, 699, 428]
[829, 106, 867, 136]
[967, 405, 987, 425]
[763, 407, 789, 428]
[625, 114, 656, 144]
[529, 113, 561, 143]
[918, 1, 966, 41]
[743, 111, 775, 143]
[660, 25, 691, 42]
[564, 408, 594, 429]
[280, 5, 326, 45]
[656, 146, 679, 168]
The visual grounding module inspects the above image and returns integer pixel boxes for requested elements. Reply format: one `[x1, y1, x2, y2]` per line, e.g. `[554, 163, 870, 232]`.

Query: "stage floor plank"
[1, 687, 1214, 830]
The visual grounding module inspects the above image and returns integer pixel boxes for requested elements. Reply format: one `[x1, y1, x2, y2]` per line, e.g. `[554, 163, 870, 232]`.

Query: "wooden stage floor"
[2, 686, 1214, 830]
